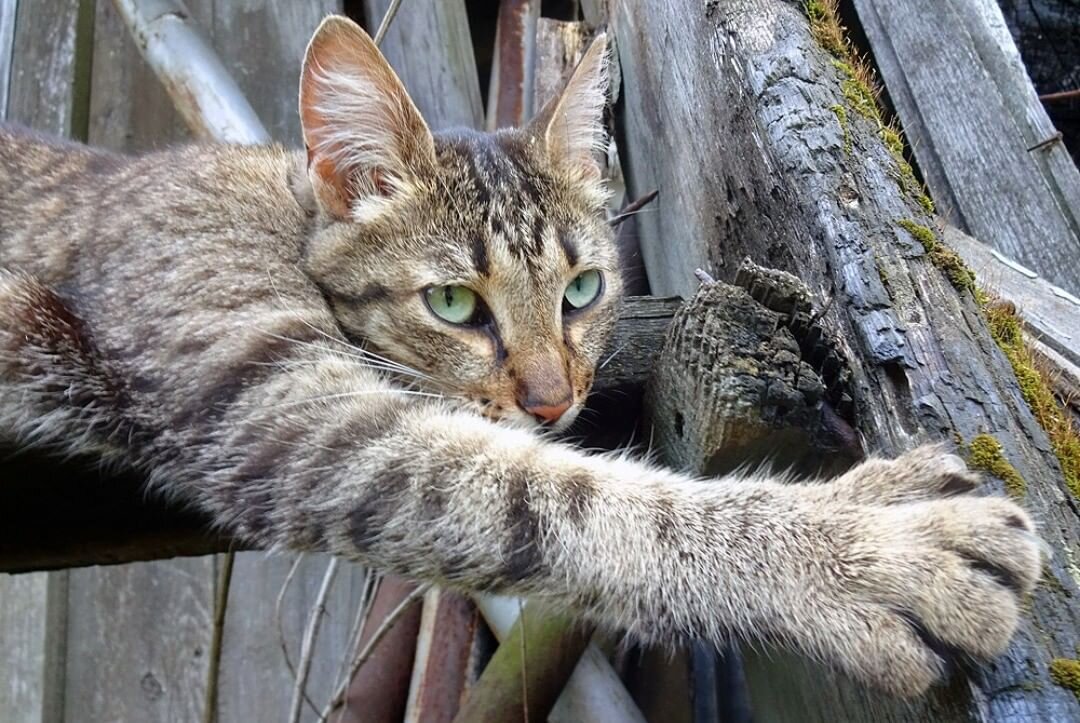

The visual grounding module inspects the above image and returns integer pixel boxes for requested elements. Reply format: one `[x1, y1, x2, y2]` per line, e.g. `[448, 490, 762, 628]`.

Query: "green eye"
[563, 270, 603, 311]
[425, 285, 479, 324]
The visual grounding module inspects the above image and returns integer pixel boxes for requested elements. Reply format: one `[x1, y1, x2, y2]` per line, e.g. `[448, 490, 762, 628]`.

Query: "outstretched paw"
[805, 483, 1042, 697]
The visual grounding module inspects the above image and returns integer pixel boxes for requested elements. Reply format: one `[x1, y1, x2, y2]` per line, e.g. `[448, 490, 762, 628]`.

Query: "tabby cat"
[0, 16, 1041, 697]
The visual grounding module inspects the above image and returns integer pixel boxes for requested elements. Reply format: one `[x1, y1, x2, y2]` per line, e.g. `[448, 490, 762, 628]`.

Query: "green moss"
[896, 220, 976, 293]
[830, 104, 851, 154]
[985, 301, 1080, 499]
[1050, 659, 1080, 700]
[806, 2, 937, 216]
[969, 434, 1027, 497]
[806, 0, 847, 58]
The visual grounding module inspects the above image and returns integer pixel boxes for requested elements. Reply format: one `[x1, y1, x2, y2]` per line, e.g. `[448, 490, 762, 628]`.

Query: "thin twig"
[202, 550, 235, 723]
[276, 554, 305, 676]
[289, 557, 341, 723]
[372, 0, 405, 47]
[321, 583, 429, 722]
[1039, 88, 1080, 103]
[275, 553, 325, 720]
[609, 189, 659, 227]
[331, 572, 381, 697]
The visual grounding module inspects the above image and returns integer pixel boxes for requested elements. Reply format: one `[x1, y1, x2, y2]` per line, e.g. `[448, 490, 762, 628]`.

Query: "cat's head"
[296, 16, 620, 432]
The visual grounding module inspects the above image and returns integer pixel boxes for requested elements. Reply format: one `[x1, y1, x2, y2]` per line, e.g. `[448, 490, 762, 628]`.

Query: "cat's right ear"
[299, 16, 435, 221]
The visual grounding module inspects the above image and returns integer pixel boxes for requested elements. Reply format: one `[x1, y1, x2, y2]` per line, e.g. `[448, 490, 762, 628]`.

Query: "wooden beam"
[612, 0, 1080, 718]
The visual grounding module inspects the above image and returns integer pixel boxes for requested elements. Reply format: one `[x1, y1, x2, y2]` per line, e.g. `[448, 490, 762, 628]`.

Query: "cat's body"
[0, 17, 1042, 698]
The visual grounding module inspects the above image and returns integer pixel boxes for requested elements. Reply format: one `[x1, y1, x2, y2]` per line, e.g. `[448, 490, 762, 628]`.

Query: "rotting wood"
[613, 0, 1080, 719]
[851, 0, 1080, 295]
[486, 0, 539, 130]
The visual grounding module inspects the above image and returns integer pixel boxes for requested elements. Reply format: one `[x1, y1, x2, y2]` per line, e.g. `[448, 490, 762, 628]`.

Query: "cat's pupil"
[444, 286, 454, 307]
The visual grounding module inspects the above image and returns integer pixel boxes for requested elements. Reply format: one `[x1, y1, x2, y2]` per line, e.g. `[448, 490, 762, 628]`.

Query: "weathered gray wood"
[946, 225, 1080, 373]
[533, 19, 589, 121]
[0, 572, 66, 723]
[852, 0, 1080, 295]
[0, 0, 15, 120]
[613, 1, 1080, 720]
[62, 561, 212, 723]
[364, 0, 483, 132]
[6, 0, 79, 134]
[0, 5, 79, 721]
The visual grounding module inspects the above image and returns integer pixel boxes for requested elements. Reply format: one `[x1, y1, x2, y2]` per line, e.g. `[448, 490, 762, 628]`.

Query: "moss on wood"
[895, 220, 976, 293]
[1050, 658, 1080, 700]
[984, 301, 1080, 499]
[968, 434, 1027, 497]
[805, 0, 935, 215]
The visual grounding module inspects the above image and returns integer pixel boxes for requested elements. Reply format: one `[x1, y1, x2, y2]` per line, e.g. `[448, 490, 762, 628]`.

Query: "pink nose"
[522, 398, 572, 424]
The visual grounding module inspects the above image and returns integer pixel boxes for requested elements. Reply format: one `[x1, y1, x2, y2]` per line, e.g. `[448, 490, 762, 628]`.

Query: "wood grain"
[852, 0, 1080, 295]
[363, 0, 483, 132]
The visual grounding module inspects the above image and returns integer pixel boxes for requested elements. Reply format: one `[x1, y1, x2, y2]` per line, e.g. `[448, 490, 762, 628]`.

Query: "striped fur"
[0, 18, 1041, 698]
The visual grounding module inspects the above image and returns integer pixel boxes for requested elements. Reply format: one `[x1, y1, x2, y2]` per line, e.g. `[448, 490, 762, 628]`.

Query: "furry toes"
[811, 488, 1041, 696]
[827, 444, 982, 505]
[779, 445, 1042, 696]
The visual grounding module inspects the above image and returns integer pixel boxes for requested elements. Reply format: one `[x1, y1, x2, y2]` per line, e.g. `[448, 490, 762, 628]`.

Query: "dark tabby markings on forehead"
[471, 236, 489, 276]
[558, 231, 579, 268]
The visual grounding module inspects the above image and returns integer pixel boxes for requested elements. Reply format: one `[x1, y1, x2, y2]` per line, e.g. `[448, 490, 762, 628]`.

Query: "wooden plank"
[613, 0, 1080, 719]
[6, 0, 79, 134]
[852, 0, 1080, 295]
[364, 0, 483, 131]
[208, 0, 336, 146]
[0, 572, 66, 723]
[0, 0, 15, 120]
[486, 0, 539, 130]
[532, 18, 588, 113]
[945, 225, 1080, 374]
[62, 561, 212, 722]
[0, 4, 80, 721]
[404, 589, 478, 723]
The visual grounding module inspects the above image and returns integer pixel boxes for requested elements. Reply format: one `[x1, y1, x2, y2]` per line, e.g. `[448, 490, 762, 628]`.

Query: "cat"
[0, 15, 1041, 698]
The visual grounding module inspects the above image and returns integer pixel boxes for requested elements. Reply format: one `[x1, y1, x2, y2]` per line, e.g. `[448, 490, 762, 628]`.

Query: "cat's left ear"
[529, 32, 611, 185]
[299, 16, 435, 221]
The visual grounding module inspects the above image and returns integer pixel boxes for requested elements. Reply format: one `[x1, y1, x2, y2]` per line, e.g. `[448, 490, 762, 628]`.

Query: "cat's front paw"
[810, 490, 1042, 697]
